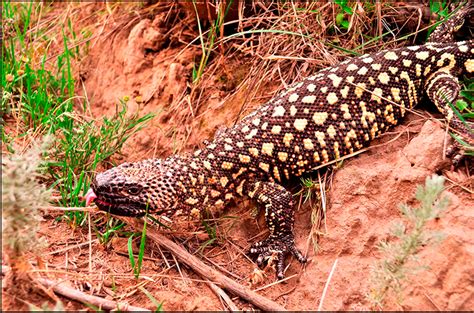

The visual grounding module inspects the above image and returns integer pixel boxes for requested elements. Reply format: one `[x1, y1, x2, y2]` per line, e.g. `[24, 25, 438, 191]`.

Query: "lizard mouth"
[85, 188, 146, 217]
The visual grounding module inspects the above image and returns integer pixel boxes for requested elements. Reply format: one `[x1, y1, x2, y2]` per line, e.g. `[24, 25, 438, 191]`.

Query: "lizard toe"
[250, 234, 306, 279]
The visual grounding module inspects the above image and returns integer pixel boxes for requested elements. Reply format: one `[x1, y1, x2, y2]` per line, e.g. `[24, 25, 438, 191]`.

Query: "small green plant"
[429, 0, 449, 19]
[196, 217, 218, 255]
[368, 175, 449, 309]
[2, 3, 76, 132]
[335, 0, 353, 30]
[297, 177, 320, 204]
[47, 101, 154, 225]
[95, 217, 127, 244]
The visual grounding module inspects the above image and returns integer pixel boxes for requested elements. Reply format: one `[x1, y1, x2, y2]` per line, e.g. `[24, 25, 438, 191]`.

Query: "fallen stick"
[123, 217, 287, 311]
[37, 277, 150, 312]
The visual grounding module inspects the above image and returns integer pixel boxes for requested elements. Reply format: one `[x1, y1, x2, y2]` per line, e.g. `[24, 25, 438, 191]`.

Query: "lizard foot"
[446, 141, 470, 167]
[250, 233, 306, 280]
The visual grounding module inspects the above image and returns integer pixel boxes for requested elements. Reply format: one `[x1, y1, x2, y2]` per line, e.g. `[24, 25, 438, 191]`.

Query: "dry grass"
[187, 1, 432, 120]
[147, 1, 444, 158]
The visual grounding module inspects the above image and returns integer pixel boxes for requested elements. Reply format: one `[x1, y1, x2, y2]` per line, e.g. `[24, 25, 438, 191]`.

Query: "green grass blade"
[135, 216, 147, 278]
[127, 234, 136, 273]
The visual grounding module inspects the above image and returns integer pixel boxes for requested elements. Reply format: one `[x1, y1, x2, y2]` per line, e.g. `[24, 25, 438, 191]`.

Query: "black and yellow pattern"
[87, 6, 473, 279]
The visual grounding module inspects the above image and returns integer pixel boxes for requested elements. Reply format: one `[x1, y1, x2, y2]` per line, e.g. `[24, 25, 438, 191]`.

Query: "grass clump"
[2, 2, 154, 226]
[295, 174, 330, 256]
[191, 0, 234, 83]
[127, 214, 148, 279]
[46, 101, 154, 225]
[2, 137, 52, 261]
[368, 175, 449, 309]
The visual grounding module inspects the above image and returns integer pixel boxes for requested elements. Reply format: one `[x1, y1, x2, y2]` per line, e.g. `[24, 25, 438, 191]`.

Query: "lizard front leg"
[425, 70, 473, 165]
[247, 181, 306, 279]
[428, 5, 472, 43]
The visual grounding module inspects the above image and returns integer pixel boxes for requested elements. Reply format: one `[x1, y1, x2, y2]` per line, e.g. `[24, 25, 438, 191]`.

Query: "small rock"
[403, 120, 446, 170]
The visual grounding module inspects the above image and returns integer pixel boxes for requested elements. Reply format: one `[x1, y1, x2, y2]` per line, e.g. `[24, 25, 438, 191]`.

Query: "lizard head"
[85, 159, 178, 217]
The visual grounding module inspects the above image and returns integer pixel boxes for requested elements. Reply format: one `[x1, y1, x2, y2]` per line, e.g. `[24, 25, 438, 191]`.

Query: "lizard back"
[197, 41, 473, 185]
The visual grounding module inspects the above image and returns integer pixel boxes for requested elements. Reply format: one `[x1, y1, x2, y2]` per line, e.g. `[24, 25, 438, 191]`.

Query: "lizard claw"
[250, 234, 306, 279]
[255, 250, 274, 267]
[446, 140, 470, 167]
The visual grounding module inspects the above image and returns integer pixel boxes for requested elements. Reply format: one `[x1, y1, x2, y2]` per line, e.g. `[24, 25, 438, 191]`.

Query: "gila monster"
[86, 6, 473, 279]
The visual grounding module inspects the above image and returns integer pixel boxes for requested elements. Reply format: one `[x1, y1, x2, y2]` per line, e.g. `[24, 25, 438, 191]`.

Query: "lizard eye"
[127, 186, 142, 195]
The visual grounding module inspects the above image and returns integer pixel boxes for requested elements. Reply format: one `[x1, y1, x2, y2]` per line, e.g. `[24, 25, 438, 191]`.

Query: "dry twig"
[207, 281, 240, 311]
[36, 277, 149, 311]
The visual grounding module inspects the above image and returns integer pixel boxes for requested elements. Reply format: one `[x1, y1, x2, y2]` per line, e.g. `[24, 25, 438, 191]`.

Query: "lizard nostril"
[95, 173, 106, 186]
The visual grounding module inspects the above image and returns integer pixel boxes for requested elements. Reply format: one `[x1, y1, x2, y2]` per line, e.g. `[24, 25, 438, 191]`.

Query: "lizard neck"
[164, 150, 236, 217]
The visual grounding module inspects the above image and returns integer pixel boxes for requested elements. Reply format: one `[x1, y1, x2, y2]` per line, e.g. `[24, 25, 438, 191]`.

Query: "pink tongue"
[85, 189, 97, 206]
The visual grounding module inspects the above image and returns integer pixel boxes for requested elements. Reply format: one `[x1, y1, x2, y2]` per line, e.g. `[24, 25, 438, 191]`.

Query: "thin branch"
[37, 277, 149, 311]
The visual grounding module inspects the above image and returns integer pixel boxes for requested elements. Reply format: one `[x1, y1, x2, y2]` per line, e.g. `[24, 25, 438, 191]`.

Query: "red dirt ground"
[2, 3, 473, 311]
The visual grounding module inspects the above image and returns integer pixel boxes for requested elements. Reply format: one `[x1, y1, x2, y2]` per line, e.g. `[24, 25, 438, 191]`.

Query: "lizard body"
[86, 7, 473, 279]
